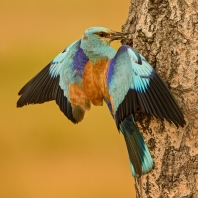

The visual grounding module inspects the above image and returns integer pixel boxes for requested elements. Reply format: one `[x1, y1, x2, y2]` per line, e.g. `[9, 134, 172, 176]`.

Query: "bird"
[17, 27, 186, 177]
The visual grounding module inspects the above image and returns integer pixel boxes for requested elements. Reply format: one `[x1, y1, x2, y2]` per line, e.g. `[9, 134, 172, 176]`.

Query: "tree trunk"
[122, 0, 198, 197]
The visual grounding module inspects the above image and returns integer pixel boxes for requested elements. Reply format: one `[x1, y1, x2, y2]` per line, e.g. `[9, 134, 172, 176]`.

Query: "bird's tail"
[120, 115, 153, 177]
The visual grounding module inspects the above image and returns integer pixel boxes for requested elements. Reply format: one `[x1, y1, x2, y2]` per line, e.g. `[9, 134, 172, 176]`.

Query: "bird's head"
[80, 27, 128, 61]
[82, 27, 127, 45]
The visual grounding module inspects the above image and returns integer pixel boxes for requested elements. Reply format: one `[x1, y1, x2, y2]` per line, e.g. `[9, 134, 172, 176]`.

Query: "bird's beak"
[109, 31, 129, 41]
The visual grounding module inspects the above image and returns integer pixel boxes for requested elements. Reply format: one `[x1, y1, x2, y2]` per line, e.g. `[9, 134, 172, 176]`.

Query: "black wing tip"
[18, 85, 27, 96]
[177, 118, 186, 128]
[17, 82, 78, 124]
[16, 99, 47, 108]
[17, 95, 79, 125]
[115, 87, 186, 129]
[16, 98, 26, 108]
[55, 86, 77, 124]
[16, 102, 23, 108]
[18, 91, 22, 96]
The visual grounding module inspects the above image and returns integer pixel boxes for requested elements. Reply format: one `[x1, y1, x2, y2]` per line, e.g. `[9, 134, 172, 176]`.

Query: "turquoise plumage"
[120, 115, 153, 177]
[17, 27, 185, 177]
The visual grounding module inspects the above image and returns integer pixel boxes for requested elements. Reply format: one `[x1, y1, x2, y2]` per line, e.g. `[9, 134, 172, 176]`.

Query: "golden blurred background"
[0, 0, 136, 197]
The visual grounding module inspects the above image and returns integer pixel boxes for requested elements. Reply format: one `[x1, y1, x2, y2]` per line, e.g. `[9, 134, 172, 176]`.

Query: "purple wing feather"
[73, 45, 89, 77]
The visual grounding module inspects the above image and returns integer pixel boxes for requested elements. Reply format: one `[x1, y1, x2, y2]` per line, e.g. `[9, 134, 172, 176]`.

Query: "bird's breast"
[83, 58, 111, 106]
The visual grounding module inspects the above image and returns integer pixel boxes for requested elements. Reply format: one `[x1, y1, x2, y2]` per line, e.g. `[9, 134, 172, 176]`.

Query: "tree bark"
[122, 0, 198, 197]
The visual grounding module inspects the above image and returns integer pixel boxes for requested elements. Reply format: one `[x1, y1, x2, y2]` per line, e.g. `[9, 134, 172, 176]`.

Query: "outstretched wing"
[107, 45, 185, 128]
[17, 40, 90, 123]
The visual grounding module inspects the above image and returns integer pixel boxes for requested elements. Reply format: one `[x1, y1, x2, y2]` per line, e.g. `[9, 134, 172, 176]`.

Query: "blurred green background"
[0, 0, 136, 197]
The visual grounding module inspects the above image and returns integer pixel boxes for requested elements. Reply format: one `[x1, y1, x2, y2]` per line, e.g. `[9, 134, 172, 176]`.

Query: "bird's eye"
[98, 32, 108, 37]
[99, 32, 105, 37]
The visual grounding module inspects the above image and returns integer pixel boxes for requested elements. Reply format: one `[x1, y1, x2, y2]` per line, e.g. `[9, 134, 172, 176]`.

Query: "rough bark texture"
[122, 0, 198, 197]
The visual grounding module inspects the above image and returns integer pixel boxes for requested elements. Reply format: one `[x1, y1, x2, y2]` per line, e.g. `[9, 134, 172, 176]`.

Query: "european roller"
[17, 27, 185, 177]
